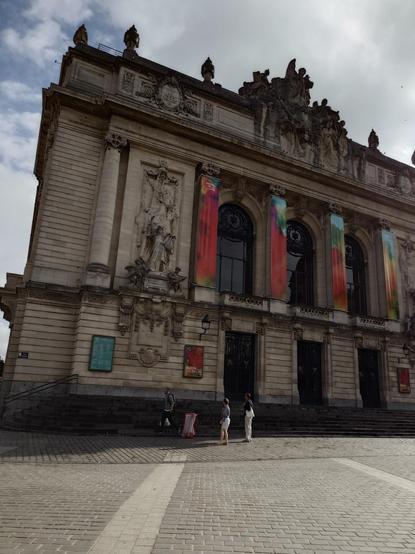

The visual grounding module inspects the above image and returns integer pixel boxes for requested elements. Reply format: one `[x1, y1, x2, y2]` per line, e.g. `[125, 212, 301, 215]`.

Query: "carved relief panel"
[129, 298, 170, 366]
[125, 297, 187, 367]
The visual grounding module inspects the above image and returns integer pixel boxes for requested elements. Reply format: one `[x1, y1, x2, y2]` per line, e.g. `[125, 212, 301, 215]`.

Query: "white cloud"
[0, 320, 10, 360]
[92, 0, 188, 55]
[24, 0, 94, 25]
[1, 20, 68, 67]
[0, 111, 41, 172]
[0, 81, 41, 103]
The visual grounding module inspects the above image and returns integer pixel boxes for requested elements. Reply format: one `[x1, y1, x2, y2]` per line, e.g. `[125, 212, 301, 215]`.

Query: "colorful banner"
[194, 175, 220, 287]
[270, 195, 287, 298]
[330, 213, 347, 311]
[382, 229, 399, 320]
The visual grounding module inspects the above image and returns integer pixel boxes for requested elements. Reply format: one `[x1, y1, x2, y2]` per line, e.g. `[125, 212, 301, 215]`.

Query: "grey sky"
[0, 0, 414, 358]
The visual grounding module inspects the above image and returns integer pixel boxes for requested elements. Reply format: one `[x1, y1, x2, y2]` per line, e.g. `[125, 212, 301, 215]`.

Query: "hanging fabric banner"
[381, 229, 399, 320]
[194, 175, 220, 287]
[330, 213, 347, 311]
[270, 195, 287, 298]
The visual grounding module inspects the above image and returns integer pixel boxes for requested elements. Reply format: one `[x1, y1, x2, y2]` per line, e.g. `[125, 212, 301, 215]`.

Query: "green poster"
[89, 335, 115, 372]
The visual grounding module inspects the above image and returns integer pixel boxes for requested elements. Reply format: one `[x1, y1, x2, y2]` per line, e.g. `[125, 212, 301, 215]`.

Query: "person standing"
[219, 398, 231, 445]
[158, 388, 178, 433]
[243, 392, 255, 442]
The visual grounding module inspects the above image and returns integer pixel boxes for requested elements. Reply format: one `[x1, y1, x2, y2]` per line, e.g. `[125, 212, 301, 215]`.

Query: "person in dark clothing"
[158, 388, 178, 432]
[243, 392, 255, 442]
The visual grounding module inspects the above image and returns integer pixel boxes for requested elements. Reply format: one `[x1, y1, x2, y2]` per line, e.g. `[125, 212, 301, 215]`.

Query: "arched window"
[345, 236, 367, 315]
[287, 220, 314, 305]
[217, 204, 253, 294]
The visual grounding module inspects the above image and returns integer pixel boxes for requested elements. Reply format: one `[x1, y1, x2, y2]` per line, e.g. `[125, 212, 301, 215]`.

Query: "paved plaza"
[2, 431, 415, 553]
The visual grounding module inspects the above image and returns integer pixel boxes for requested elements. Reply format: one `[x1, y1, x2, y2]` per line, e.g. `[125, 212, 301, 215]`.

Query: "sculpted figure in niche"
[125, 257, 150, 290]
[138, 163, 178, 273]
[167, 267, 186, 293]
[320, 119, 338, 170]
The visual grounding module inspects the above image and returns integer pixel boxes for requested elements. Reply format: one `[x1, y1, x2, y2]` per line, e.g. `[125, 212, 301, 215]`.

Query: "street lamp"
[199, 314, 211, 340]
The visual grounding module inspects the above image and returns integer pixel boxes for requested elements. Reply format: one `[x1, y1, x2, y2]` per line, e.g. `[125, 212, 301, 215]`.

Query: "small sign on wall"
[397, 366, 411, 394]
[183, 345, 204, 378]
[89, 336, 115, 372]
[18, 352, 29, 359]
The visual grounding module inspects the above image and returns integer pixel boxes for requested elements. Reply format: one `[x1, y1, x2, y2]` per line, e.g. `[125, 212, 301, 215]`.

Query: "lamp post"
[199, 315, 211, 340]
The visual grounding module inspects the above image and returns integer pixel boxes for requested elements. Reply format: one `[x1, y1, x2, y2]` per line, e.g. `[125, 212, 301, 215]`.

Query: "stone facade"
[2, 26, 415, 410]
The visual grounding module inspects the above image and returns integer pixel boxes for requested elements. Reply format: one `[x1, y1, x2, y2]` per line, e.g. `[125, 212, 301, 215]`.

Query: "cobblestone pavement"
[3, 429, 415, 464]
[3, 431, 415, 553]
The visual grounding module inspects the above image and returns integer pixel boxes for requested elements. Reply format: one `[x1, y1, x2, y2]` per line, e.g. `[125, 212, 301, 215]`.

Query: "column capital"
[269, 184, 286, 197]
[377, 218, 391, 231]
[105, 132, 128, 152]
[198, 161, 220, 178]
[327, 202, 343, 215]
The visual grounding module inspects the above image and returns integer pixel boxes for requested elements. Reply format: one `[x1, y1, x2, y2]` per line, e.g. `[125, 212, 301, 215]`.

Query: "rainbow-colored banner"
[194, 175, 220, 287]
[382, 229, 399, 320]
[330, 213, 347, 311]
[270, 195, 287, 298]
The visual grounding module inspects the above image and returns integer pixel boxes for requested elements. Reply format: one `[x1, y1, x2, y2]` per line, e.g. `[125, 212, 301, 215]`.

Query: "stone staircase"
[3, 394, 415, 437]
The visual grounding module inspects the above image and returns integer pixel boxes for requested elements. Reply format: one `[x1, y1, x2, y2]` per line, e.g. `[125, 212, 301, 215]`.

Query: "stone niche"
[124, 161, 187, 296]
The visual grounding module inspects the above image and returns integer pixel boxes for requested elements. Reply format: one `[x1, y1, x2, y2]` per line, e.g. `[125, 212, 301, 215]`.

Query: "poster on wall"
[330, 213, 347, 311]
[270, 195, 287, 299]
[397, 367, 411, 394]
[183, 345, 204, 378]
[194, 175, 220, 288]
[89, 335, 115, 372]
[382, 229, 399, 320]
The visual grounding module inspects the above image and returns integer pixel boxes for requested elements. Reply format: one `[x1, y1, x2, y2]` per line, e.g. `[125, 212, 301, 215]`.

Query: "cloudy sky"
[0, 0, 414, 359]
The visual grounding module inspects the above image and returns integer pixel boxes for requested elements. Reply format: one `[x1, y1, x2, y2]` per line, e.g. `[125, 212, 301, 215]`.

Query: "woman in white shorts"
[219, 398, 231, 445]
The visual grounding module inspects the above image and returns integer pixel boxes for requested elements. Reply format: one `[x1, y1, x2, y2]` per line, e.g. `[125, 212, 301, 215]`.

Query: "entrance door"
[297, 341, 323, 405]
[358, 349, 381, 408]
[224, 332, 255, 401]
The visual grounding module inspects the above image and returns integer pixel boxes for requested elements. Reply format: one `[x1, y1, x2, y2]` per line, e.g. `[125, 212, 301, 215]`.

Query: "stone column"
[322, 328, 334, 405]
[353, 334, 363, 407]
[255, 320, 267, 401]
[85, 132, 127, 288]
[380, 337, 390, 408]
[291, 324, 302, 405]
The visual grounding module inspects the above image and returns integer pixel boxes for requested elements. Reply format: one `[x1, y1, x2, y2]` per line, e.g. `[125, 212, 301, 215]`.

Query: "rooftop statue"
[368, 129, 379, 149]
[73, 24, 88, 46]
[201, 57, 215, 83]
[239, 60, 351, 173]
[283, 59, 313, 107]
[411, 149, 415, 165]
[238, 69, 270, 97]
[124, 25, 140, 51]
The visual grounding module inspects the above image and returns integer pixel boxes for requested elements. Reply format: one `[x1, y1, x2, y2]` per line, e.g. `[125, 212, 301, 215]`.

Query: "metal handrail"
[4, 374, 79, 405]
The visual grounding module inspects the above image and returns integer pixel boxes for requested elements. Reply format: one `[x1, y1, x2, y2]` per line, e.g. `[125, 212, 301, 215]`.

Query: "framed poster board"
[89, 335, 115, 372]
[397, 367, 411, 394]
[183, 345, 204, 378]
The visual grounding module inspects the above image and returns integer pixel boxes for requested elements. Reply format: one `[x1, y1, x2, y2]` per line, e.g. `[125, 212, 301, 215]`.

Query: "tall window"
[345, 236, 367, 315]
[287, 220, 314, 305]
[217, 204, 253, 294]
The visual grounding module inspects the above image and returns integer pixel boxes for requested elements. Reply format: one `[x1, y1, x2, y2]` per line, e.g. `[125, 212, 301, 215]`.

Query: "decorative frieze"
[119, 68, 201, 118]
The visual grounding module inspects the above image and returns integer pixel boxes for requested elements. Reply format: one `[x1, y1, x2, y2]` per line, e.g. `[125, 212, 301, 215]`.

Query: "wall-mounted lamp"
[403, 343, 410, 358]
[199, 314, 211, 340]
